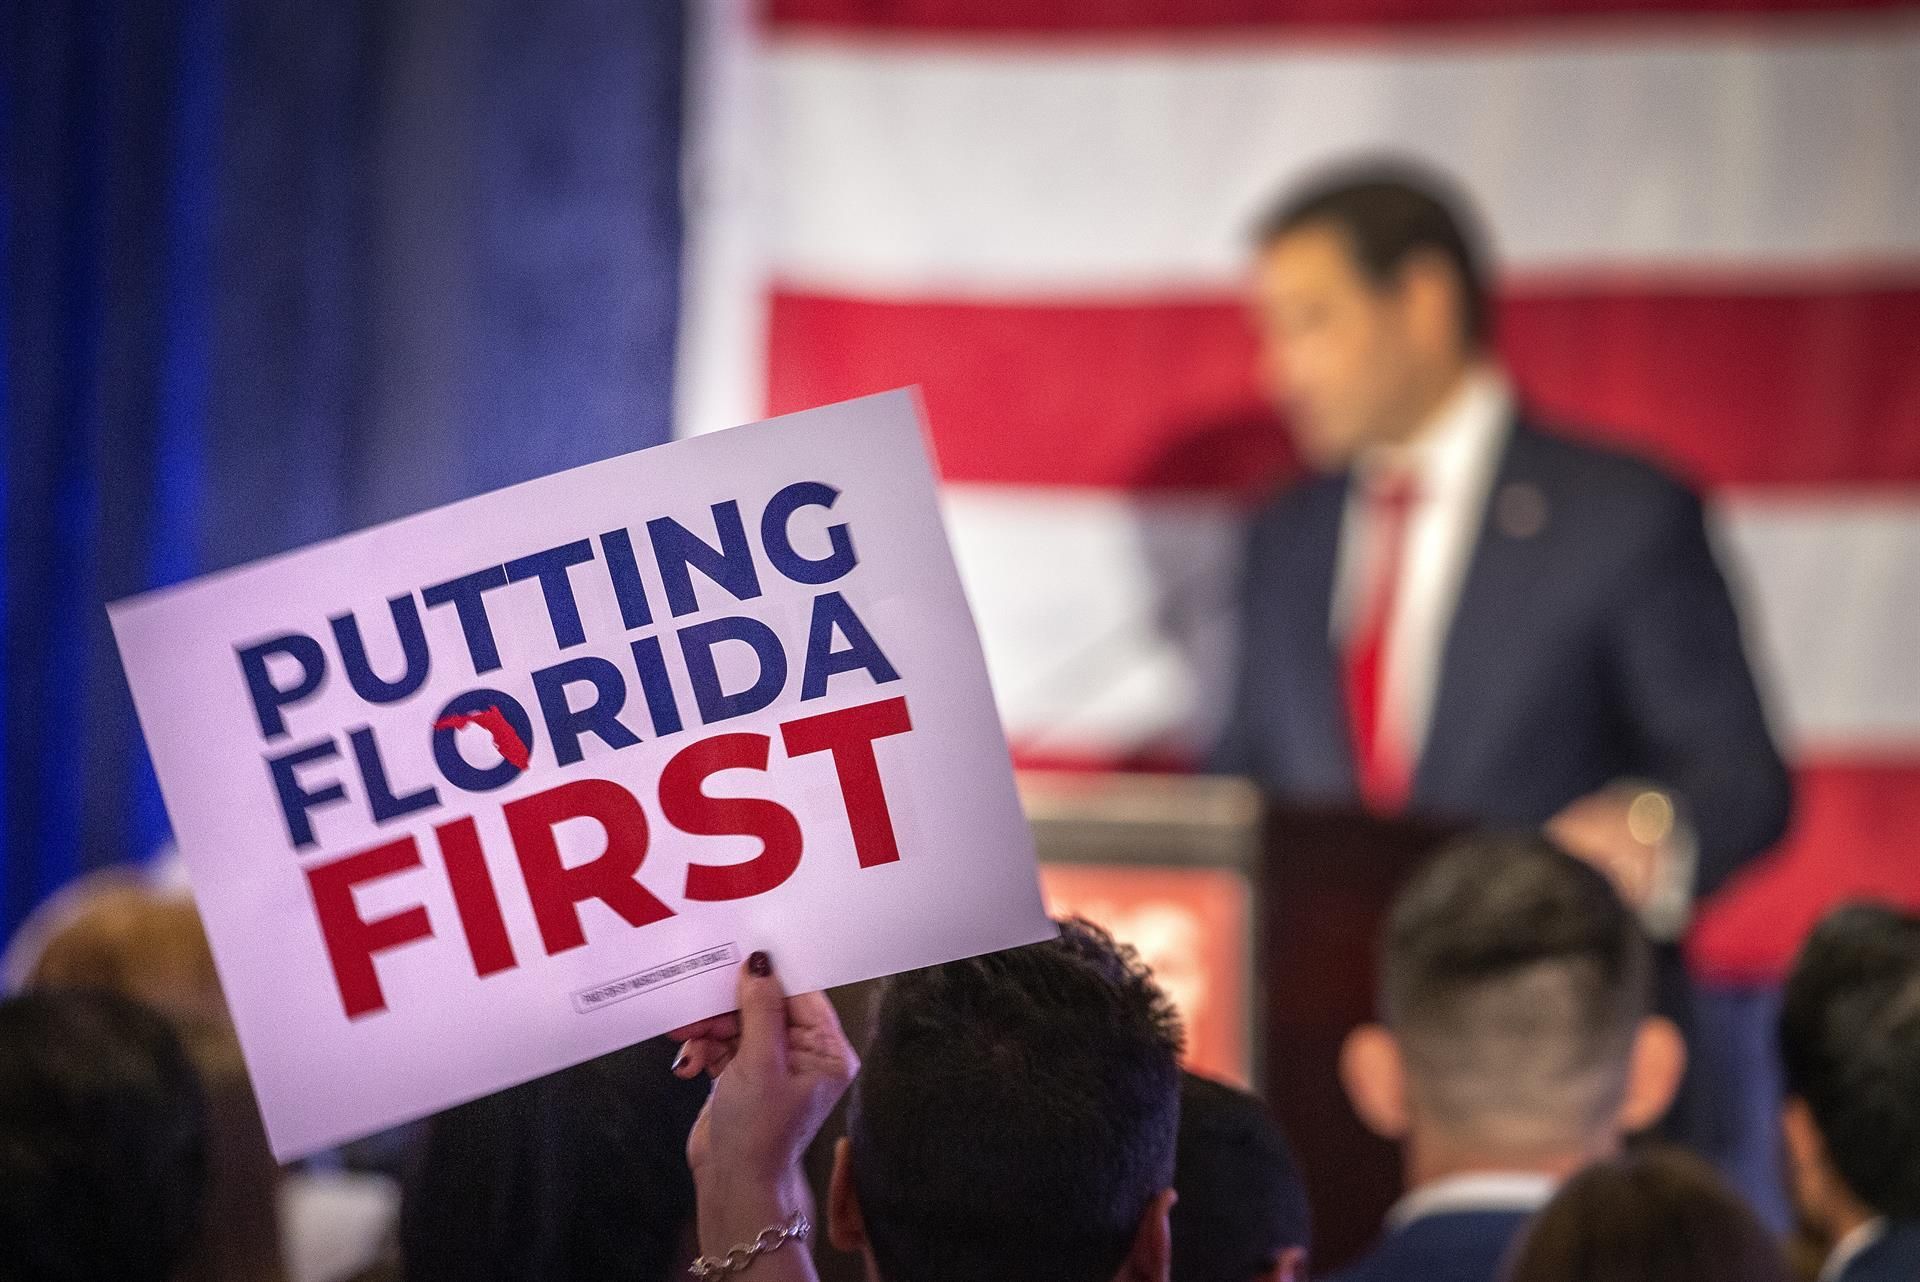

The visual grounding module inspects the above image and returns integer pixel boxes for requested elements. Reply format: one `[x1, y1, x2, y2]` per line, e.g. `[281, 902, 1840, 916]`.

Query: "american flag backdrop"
[678, 0, 1920, 982]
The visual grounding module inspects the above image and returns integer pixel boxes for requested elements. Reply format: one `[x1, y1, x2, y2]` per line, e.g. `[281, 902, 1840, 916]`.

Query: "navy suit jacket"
[1321, 1209, 1531, 1282]
[1215, 417, 1791, 897]
[1837, 1222, 1920, 1282]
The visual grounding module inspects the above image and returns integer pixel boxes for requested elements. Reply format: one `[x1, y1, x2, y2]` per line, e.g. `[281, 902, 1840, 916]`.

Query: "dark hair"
[1381, 831, 1652, 1151]
[1254, 159, 1492, 348]
[848, 918, 1184, 1282]
[0, 987, 209, 1282]
[1502, 1146, 1791, 1282]
[1779, 901, 1920, 1220]
[1170, 1071, 1310, 1282]
[402, 1036, 707, 1282]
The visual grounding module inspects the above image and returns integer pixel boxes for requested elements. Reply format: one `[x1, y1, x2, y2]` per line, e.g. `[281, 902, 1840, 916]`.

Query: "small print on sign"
[110, 390, 1053, 1159]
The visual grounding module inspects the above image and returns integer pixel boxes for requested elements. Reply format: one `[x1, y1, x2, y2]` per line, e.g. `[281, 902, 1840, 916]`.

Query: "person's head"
[1341, 831, 1684, 1180]
[28, 884, 290, 1282]
[1778, 901, 1920, 1245]
[0, 987, 209, 1282]
[1170, 1071, 1310, 1282]
[403, 1036, 707, 1282]
[1250, 159, 1492, 469]
[1501, 1146, 1791, 1282]
[28, 883, 239, 1073]
[830, 918, 1185, 1282]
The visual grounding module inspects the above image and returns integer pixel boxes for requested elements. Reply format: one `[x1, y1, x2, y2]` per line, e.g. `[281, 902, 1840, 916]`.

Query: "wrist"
[694, 1165, 811, 1256]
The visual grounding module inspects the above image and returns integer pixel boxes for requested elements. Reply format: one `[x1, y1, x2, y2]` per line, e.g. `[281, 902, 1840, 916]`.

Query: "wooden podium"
[1020, 772, 1461, 1272]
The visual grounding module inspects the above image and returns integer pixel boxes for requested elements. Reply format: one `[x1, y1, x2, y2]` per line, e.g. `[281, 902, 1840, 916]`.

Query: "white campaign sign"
[110, 390, 1052, 1159]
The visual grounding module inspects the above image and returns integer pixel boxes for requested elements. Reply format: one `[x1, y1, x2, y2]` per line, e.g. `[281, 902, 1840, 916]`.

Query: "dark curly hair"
[848, 917, 1184, 1282]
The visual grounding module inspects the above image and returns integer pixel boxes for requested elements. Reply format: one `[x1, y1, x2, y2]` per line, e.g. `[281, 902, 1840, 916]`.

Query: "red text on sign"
[304, 695, 912, 1019]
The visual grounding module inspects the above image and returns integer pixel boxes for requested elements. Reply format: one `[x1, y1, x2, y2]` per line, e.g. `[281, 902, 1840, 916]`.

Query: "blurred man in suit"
[1330, 832, 1684, 1282]
[1215, 160, 1790, 933]
[1778, 903, 1920, 1282]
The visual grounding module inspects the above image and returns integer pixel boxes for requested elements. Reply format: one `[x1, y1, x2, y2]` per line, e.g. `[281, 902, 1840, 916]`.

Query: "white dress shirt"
[1332, 366, 1514, 777]
[1328, 368, 1695, 933]
[1384, 1170, 1559, 1230]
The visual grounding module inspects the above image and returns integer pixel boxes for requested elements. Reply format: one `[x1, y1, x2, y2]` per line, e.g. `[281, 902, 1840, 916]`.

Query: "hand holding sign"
[680, 952, 857, 1278]
[111, 391, 1051, 1158]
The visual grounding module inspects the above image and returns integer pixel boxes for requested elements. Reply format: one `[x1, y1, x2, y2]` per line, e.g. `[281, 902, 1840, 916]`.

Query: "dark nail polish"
[747, 950, 772, 977]
[671, 1045, 690, 1073]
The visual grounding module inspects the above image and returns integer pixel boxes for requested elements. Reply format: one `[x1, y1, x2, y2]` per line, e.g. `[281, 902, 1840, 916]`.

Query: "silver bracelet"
[688, 1211, 811, 1279]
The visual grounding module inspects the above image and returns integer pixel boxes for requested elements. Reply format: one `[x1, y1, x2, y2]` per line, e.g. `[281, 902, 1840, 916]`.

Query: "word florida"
[237, 481, 900, 851]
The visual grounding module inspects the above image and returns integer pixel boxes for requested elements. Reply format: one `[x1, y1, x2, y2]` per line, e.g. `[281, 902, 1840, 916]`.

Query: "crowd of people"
[3, 830, 1916, 1282]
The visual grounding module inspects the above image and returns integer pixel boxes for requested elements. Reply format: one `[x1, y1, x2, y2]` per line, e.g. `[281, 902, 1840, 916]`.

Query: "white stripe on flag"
[678, 0, 772, 438]
[942, 486, 1920, 758]
[943, 487, 1241, 757]
[766, 24, 1920, 295]
[1717, 497, 1920, 755]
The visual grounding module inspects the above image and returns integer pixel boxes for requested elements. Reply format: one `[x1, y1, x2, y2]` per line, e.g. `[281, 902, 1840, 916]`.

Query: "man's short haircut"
[0, 987, 208, 1282]
[849, 917, 1184, 1282]
[1253, 158, 1493, 348]
[1380, 831, 1652, 1155]
[1779, 901, 1920, 1220]
[1170, 1071, 1310, 1282]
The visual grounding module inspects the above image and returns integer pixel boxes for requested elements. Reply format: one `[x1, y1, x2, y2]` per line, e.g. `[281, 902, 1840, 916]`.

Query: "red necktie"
[1344, 473, 1420, 812]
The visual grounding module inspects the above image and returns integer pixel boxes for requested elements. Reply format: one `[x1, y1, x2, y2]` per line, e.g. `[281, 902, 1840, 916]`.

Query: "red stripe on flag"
[767, 286, 1920, 492]
[770, 0, 1913, 35]
[768, 291, 1294, 497]
[1690, 758, 1920, 983]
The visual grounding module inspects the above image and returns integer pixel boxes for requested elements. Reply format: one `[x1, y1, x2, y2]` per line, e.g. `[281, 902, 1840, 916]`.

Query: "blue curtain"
[2, 0, 687, 939]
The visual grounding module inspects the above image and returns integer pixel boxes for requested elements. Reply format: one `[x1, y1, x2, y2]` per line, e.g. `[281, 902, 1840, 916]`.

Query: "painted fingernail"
[747, 951, 772, 977]
[671, 1045, 690, 1074]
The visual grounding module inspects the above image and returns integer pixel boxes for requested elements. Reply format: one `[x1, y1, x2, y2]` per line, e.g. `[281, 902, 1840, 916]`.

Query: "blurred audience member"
[1779, 903, 1920, 1282]
[1330, 832, 1684, 1282]
[669, 919, 1182, 1282]
[0, 865, 147, 991]
[831, 919, 1183, 1282]
[1171, 1070, 1310, 1282]
[24, 878, 397, 1282]
[1501, 1146, 1790, 1282]
[0, 987, 208, 1282]
[401, 1036, 706, 1282]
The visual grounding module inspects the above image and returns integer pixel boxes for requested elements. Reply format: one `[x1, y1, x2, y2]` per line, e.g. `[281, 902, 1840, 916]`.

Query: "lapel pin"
[1495, 481, 1548, 540]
